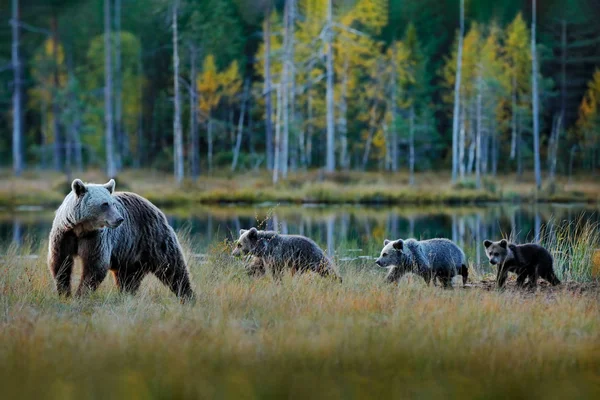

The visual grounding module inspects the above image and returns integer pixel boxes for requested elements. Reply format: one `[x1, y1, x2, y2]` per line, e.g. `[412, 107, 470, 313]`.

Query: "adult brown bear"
[48, 179, 195, 302]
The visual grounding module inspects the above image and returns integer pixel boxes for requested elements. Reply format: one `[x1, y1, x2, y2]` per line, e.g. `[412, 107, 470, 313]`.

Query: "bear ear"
[384, 239, 391, 246]
[72, 179, 86, 197]
[392, 239, 404, 250]
[104, 179, 116, 194]
[248, 227, 258, 238]
[500, 239, 508, 248]
[239, 229, 247, 236]
[483, 240, 492, 248]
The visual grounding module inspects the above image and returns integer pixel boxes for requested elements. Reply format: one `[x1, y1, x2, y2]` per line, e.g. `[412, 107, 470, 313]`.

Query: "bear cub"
[232, 228, 341, 281]
[376, 238, 468, 287]
[483, 239, 561, 289]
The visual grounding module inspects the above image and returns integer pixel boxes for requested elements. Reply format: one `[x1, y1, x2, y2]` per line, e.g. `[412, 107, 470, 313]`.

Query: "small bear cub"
[375, 238, 468, 287]
[483, 239, 561, 289]
[232, 227, 341, 281]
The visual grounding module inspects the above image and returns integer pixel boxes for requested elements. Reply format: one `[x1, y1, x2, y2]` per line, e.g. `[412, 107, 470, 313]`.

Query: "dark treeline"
[1, 0, 600, 184]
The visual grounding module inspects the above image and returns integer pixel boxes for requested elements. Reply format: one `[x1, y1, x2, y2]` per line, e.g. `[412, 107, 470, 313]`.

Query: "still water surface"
[1, 203, 597, 270]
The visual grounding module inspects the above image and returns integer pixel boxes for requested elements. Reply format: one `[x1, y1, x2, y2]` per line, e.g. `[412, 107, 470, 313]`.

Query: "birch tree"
[104, 0, 115, 178]
[451, 0, 464, 182]
[531, 0, 542, 189]
[11, 0, 23, 176]
[172, 0, 184, 183]
[325, 0, 335, 172]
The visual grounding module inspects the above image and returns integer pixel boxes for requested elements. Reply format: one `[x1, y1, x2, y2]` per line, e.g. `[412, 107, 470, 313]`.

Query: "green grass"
[1, 169, 600, 209]
[0, 230, 599, 399]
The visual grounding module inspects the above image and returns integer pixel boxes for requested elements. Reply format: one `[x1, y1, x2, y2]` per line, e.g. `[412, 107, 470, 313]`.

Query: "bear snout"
[375, 258, 382, 267]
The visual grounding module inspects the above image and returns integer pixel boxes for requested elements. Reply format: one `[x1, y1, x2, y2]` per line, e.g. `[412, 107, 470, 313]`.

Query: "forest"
[2, 0, 600, 187]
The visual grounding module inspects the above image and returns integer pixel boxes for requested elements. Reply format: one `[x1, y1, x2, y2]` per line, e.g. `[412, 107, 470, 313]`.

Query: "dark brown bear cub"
[483, 239, 561, 289]
[48, 179, 195, 302]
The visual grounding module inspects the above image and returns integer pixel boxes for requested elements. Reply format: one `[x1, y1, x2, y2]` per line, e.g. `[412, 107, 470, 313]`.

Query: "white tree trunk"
[189, 45, 199, 179]
[232, 79, 250, 171]
[104, 0, 115, 178]
[264, 10, 274, 170]
[114, 0, 123, 170]
[281, 0, 290, 178]
[390, 46, 398, 172]
[172, 0, 184, 183]
[510, 76, 517, 159]
[273, 85, 282, 184]
[325, 0, 335, 172]
[459, 106, 466, 179]
[11, 0, 23, 176]
[409, 106, 415, 186]
[338, 56, 349, 169]
[476, 73, 483, 189]
[451, 0, 464, 182]
[531, 0, 542, 189]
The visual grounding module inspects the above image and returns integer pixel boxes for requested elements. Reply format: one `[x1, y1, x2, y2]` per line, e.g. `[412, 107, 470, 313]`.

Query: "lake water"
[1, 203, 598, 272]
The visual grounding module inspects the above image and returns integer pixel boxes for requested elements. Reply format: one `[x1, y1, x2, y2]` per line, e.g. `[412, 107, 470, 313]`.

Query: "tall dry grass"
[0, 233, 598, 399]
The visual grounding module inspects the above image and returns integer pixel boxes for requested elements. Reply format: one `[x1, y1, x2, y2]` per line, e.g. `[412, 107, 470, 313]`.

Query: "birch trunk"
[281, 0, 290, 178]
[325, 0, 335, 172]
[114, 0, 123, 170]
[207, 117, 213, 171]
[390, 46, 398, 172]
[338, 56, 349, 169]
[531, 0, 542, 189]
[459, 106, 466, 179]
[189, 45, 199, 179]
[11, 0, 23, 176]
[104, 0, 115, 177]
[409, 106, 415, 186]
[172, 0, 184, 183]
[232, 79, 250, 171]
[510, 76, 517, 159]
[51, 16, 62, 172]
[264, 10, 274, 170]
[451, 0, 465, 182]
[273, 85, 282, 184]
[475, 73, 482, 189]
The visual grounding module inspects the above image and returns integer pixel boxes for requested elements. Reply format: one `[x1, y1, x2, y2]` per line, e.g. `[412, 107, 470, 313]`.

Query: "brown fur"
[48, 180, 195, 302]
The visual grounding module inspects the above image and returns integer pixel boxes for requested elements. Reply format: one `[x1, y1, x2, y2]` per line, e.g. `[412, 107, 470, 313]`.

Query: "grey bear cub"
[232, 227, 341, 281]
[483, 239, 561, 289]
[48, 179, 195, 302]
[376, 238, 468, 287]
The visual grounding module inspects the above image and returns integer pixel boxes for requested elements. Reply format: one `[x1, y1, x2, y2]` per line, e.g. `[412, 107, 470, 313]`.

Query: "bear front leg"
[496, 266, 509, 289]
[48, 231, 76, 297]
[49, 254, 74, 297]
[76, 255, 110, 297]
[527, 266, 539, 289]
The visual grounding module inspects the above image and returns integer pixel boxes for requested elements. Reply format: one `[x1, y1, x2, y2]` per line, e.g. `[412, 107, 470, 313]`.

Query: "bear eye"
[382, 253, 388, 257]
[494, 252, 499, 257]
[101, 202, 109, 209]
[237, 243, 242, 248]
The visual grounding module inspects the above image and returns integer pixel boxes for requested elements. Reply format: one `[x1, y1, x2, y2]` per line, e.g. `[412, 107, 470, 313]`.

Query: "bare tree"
[475, 71, 483, 189]
[114, 0, 123, 170]
[531, 0, 542, 189]
[281, 0, 291, 178]
[451, 0, 464, 182]
[264, 6, 274, 170]
[189, 45, 199, 179]
[273, 84, 282, 184]
[172, 0, 184, 183]
[51, 15, 62, 172]
[409, 106, 415, 185]
[104, 0, 116, 178]
[325, 0, 335, 172]
[232, 79, 250, 171]
[11, 0, 23, 176]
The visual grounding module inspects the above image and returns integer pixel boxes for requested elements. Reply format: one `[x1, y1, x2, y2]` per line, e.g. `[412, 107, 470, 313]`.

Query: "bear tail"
[460, 264, 469, 286]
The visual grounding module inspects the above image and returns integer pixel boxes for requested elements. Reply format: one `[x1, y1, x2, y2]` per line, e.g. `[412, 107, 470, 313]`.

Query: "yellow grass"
[0, 237, 599, 399]
[1, 169, 600, 208]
